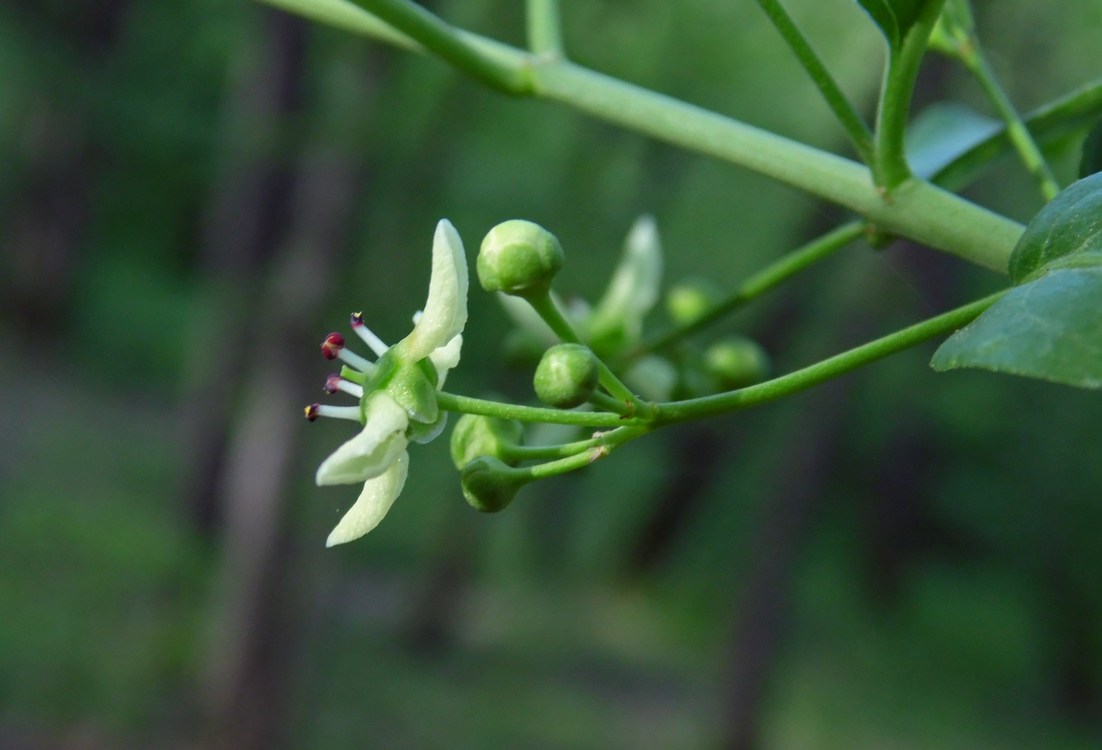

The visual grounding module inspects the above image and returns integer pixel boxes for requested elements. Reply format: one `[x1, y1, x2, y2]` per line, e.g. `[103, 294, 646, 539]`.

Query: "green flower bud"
[666, 278, 720, 326]
[478, 220, 564, 297]
[450, 414, 522, 469]
[460, 456, 526, 513]
[704, 336, 770, 389]
[533, 343, 600, 408]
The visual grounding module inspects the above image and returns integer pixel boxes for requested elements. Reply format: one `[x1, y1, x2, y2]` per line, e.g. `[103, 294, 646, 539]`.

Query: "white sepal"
[326, 451, 410, 547]
[315, 393, 409, 486]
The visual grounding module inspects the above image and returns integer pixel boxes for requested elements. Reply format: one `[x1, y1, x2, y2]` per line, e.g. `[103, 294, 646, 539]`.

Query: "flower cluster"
[305, 220, 468, 546]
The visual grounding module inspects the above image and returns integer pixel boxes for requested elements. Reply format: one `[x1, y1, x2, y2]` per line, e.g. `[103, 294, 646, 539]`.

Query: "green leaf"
[856, 0, 940, 48]
[930, 268, 1102, 388]
[907, 103, 1000, 179]
[1009, 172, 1102, 283]
[1079, 117, 1102, 179]
[932, 175, 1102, 389]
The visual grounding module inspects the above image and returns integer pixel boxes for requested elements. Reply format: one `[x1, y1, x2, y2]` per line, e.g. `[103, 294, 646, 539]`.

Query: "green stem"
[526, 0, 563, 57]
[955, 42, 1061, 200]
[499, 447, 601, 483]
[932, 76, 1102, 190]
[260, 0, 421, 50]
[653, 290, 1004, 424]
[260, 0, 1023, 271]
[437, 391, 646, 428]
[872, 0, 946, 188]
[497, 426, 643, 482]
[588, 390, 632, 416]
[349, 0, 530, 93]
[500, 425, 644, 461]
[754, 0, 874, 164]
[530, 60, 1019, 271]
[625, 220, 864, 361]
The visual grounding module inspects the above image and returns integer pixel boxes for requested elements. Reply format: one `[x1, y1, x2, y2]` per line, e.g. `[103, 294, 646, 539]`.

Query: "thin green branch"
[872, 0, 946, 188]
[258, 0, 1102, 200]
[934, 7, 1061, 201]
[260, 0, 420, 50]
[496, 425, 643, 482]
[754, 0, 874, 164]
[964, 51, 1060, 200]
[437, 391, 646, 428]
[500, 425, 644, 461]
[624, 220, 865, 361]
[932, 76, 1102, 190]
[588, 390, 633, 416]
[349, 0, 530, 93]
[653, 290, 1004, 424]
[530, 60, 1020, 271]
[259, 0, 1023, 271]
[526, 0, 563, 57]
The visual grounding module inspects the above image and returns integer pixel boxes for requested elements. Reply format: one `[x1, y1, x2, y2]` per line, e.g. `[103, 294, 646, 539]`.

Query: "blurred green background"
[2, 1, 1101, 748]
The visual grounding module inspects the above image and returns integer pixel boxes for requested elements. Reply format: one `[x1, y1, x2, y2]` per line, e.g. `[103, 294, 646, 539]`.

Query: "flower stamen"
[350, 312, 390, 357]
[324, 373, 365, 398]
[320, 331, 376, 374]
[304, 403, 362, 422]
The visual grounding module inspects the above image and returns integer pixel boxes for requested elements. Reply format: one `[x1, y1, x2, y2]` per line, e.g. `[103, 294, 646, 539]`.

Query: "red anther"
[304, 403, 321, 422]
[320, 332, 345, 360]
[323, 373, 342, 394]
[350, 311, 365, 327]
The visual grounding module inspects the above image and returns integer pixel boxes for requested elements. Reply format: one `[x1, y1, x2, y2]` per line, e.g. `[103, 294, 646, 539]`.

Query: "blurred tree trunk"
[627, 426, 727, 575]
[858, 242, 964, 606]
[0, 0, 130, 335]
[717, 252, 891, 749]
[201, 150, 362, 750]
[1, 102, 92, 335]
[178, 7, 307, 537]
[717, 379, 852, 750]
[199, 25, 372, 750]
[624, 298, 808, 578]
[1042, 561, 1101, 720]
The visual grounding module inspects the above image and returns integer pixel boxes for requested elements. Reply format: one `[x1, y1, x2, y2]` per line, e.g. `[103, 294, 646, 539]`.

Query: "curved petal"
[400, 219, 469, 361]
[428, 334, 462, 386]
[588, 215, 662, 343]
[325, 451, 409, 547]
[315, 393, 409, 486]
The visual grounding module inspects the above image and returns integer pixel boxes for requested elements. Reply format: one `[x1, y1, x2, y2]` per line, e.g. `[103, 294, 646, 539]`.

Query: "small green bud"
[478, 220, 564, 297]
[704, 336, 770, 389]
[534, 343, 600, 408]
[450, 414, 522, 469]
[460, 456, 525, 513]
[666, 278, 720, 326]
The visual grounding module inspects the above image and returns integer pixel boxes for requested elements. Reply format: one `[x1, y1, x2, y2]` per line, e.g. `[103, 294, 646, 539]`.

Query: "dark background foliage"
[1, 1, 1100, 747]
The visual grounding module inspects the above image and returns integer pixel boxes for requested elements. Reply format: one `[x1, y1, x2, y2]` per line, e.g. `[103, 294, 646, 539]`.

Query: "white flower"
[305, 219, 468, 546]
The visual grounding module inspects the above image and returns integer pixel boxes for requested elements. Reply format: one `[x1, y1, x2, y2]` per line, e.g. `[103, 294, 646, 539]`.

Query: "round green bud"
[533, 343, 600, 408]
[450, 414, 522, 469]
[478, 220, 564, 297]
[704, 336, 770, 389]
[666, 278, 720, 326]
[460, 456, 524, 513]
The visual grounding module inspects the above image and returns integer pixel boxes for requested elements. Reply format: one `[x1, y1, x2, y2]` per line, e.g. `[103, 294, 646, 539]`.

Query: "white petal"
[428, 334, 463, 387]
[588, 215, 663, 342]
[315, 393, 409, 486]
[325, 451, 409, 546]
[400, 219, 469, 361]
